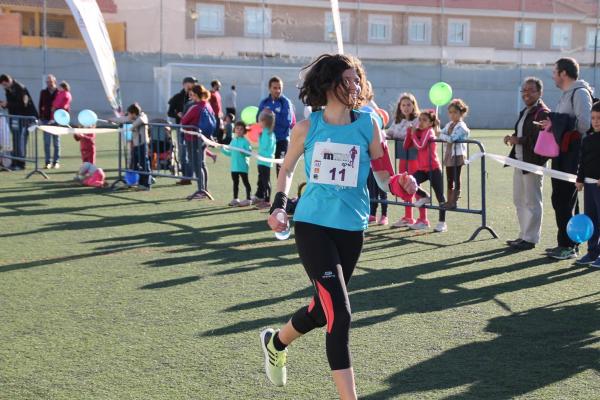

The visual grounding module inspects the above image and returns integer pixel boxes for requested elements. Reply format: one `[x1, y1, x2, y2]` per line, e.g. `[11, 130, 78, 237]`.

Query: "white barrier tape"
[35, 125, 118, 136]
[466, 152, 598, 184]
[182, 129, 284, 164]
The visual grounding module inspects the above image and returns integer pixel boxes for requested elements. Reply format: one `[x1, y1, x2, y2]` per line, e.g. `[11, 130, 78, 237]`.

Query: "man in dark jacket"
[504, 77, 550, 251]
[0, 74, 38, 170]
[167, 76, 196, 184]
[39, 74, 59, 168]
[547, 58, 593, 260]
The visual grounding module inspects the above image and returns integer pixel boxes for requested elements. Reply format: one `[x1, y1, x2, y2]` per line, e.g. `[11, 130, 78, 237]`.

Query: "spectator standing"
[225, 85, 237, 117]
[46, 81, 72, 169]
[39, 74, 59, 169]
[504, 77, 550, 251]
[168, 76, 196, 185]
[547, 58, 593, 260]
[257, 76, 294, 177]
[0, 74, 38, 170]
[210, 80, 224, 142]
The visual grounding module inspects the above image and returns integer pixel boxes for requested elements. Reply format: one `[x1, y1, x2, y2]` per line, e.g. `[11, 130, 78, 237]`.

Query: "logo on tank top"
[322, 271, 336, 279]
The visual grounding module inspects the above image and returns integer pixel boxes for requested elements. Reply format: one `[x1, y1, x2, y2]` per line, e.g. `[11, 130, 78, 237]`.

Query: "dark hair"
[419, 109, 440, 132]
[59, 81, 70, 92]
[191, 84, 211, 100]
[0, 74, 12, 84]
[234, 120, 247, 132]
[259, 109, 276, 131]
[182, 76, 197, 84]
[231, 85, 236, 90]
[523, 76, 543, 92]
[127, 103, 142, 115]
[592, 101, 600, 113]
[268, 76, 282, 88]
[394, 92, 420, 123]
[225, 112, 235, 122]
[555, 58, 579, 80]
[448, 98, 469, 116]
[211, 80, 221, 89]
[298, 53, 370, 110]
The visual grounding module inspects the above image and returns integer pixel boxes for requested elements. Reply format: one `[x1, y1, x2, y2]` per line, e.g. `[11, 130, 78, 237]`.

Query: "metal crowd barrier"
[111, 121, 208, 198]
[371, 138, 497, 241]
[0, 113, 47, 179]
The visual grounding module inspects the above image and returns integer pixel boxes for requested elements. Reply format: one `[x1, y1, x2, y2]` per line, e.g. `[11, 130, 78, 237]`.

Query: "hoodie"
[555, 79, 593, 135]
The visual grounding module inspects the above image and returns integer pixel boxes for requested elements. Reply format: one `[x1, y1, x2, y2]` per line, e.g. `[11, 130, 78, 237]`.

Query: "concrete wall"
[1, 46, 598, 128]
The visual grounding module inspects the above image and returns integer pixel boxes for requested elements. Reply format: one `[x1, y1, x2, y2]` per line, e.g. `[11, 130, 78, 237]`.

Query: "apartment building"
[0, 0, 126, 51]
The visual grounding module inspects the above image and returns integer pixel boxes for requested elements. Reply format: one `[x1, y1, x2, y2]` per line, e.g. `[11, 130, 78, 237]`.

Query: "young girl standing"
[262, 54, 405, 400]
[386, 93, 420, 227]
[254, 110, 277, 209]
[439, 99, 470, 210]
[404, 110, 447, 232]
[223, 121, 252, 207]
[575, 101, 600, 268]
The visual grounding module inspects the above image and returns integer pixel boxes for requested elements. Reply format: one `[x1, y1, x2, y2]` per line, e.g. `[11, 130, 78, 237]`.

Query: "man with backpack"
[168, 76, 196, 185]
[547, 58, 593, 260]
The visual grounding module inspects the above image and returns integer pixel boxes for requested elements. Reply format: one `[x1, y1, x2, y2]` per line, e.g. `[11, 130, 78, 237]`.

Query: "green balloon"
[429, 82, 453, 107]
[241, 106, 259, 125]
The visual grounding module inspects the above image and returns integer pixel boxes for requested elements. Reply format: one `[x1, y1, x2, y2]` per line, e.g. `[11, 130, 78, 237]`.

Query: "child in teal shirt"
[222, 121, 252, 206]
[254, 110, 277, 209]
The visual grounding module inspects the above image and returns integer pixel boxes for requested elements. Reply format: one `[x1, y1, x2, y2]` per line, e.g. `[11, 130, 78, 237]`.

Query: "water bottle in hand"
[274, 210, 291, 240]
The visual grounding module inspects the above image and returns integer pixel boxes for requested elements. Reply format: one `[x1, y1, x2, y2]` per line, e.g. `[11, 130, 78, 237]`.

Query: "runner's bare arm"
[274, 119, 309, 196]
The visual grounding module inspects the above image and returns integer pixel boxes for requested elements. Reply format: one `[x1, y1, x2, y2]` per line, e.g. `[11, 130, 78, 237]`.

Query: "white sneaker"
[45, 163, 52, 169]
[434, 221, 448, 232]
[260, 328, 287, 387]
[392, 218, 412, 228]
[409, 221, 430, 230]
[239, 199, 252, 207]
[228, 198, 240, 207]
[413, 196, 431, 208]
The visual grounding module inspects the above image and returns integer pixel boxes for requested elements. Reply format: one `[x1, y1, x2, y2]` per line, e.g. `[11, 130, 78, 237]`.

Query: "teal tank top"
[293, 110, 373, 231]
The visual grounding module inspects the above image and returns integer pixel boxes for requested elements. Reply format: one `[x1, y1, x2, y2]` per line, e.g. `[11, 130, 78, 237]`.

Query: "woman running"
[261, 53, 405, 400]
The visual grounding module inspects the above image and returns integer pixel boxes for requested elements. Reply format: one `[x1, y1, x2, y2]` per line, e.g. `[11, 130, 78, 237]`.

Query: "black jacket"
[5, 80, 38, 118]
[508, 100, 550, 173]
[576, 132, 600, 183]
[167, 89, 190, 124]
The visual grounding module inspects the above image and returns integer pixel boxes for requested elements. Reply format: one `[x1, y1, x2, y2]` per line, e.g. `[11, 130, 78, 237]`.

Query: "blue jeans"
[177, 129, 192, 178]
[186, 139, 205, 191]
[42, 121, 61, 164]
[584, 183, 600, 258]
[10, 118, 30, 168]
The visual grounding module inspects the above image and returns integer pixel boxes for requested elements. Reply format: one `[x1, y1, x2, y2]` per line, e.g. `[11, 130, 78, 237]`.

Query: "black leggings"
[446, 165, 462, 192]
[255, 165, 271, 201]
[414, 169, 446, 222]
[231, 172, 251, 199]
[291, 221, 363, 371]
[367, 170, 388, 216]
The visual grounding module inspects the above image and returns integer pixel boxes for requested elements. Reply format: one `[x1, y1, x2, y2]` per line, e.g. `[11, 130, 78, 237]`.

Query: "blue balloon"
[78, 109, 98, 127]
[53, 109, 70, 126]
[360, 105, 375, 114]
[124, 171, 139, 186]
[123, 124, 132, 141]
[567, 214, 594, 243]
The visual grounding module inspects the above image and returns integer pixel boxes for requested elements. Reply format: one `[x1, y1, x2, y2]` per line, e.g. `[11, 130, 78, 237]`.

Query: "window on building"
[244, 7, 271, 38]
[325, 12, 350, 42]
[514, 22, 536, 48]
[408, 17, 431, 44]
[448, 19, 469, 46]
[195, 3, 224, 36]
[587, 27, 599, 50]
[46, 19, 65, 38]
[551, 24, 571, 49]
[368, 14, 392, 43]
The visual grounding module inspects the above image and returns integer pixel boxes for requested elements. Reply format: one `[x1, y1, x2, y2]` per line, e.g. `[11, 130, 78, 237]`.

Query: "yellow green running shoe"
[260, 328, 287, 386]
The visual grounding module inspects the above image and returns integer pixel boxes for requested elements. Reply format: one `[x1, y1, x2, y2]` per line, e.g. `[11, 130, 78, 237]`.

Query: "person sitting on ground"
[74, 161, 107, 188]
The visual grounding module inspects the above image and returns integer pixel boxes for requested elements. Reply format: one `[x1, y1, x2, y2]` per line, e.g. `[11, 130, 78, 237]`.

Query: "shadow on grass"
[139, 275, 200, 289]
[363, 300, 600, 400]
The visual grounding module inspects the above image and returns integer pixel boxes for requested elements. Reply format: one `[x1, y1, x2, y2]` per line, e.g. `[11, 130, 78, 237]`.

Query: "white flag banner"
[65, 0, 123, 115]
[330, 0, 344, 54]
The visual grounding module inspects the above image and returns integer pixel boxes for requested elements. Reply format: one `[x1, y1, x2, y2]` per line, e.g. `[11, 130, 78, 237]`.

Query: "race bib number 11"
[310, 141, 360, 187]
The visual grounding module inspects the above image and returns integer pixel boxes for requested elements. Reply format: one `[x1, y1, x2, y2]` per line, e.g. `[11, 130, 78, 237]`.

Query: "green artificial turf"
[0, 130, 598, 399]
